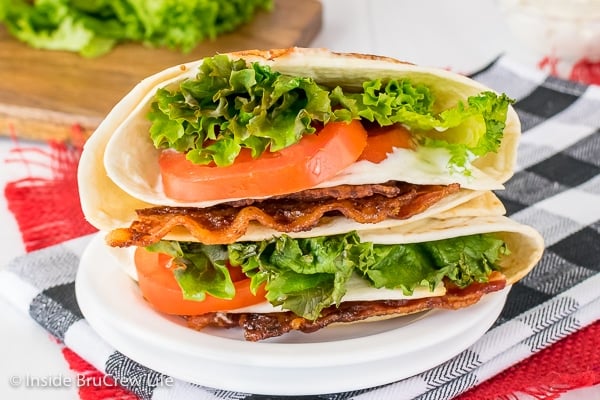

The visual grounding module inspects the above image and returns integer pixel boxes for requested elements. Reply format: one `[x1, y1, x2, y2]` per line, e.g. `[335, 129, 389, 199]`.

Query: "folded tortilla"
[78, 48, 521, 236]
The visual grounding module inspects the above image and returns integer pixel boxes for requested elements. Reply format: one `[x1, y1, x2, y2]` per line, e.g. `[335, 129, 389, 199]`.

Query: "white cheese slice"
[228, 274, 446, 314]
[315, 146, 501, 191]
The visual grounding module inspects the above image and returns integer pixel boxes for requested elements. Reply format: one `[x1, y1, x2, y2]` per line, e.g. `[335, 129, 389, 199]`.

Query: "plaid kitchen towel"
[2, 55, 600, 400]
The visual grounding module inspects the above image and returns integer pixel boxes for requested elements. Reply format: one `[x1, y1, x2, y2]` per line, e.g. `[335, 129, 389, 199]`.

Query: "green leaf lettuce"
[149, 55, 514, 174]
[0, 0, 273, 57]
[147, 232, 509, 320]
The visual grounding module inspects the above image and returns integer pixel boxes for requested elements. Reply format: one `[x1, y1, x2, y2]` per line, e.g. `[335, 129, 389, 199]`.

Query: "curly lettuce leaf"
[354, 243, 446, 295]
[330, 79, 434, 127]
[228, 234, 358, 320]
[149, 55, 513, 173]
[228, 232, 508, 320]
[145, 232, 507, 319]
[149, 55, 333, 167]
[0, 0, 272, 57]
[358, 234, 509, 292]
[417, 92, 514, 173]
[418, 233, 510, 287]
[334, 82, 513, 173]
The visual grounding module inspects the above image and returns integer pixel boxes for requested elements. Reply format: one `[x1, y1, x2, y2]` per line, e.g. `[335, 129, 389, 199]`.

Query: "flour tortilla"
[78, 48, 520, 234]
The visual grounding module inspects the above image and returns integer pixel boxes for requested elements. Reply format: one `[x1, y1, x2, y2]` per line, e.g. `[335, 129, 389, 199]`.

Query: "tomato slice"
[358, 124, 414, 163]
[159, 120, 368, 202]
[133, 247, 266, 315]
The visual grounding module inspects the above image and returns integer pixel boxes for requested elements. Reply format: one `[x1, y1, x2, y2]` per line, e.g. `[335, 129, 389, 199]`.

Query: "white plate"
[76, 233, 509, 395]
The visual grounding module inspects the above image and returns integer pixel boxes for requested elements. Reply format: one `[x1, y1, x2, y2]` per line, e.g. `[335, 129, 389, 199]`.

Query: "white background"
[1, 0, 598, 398]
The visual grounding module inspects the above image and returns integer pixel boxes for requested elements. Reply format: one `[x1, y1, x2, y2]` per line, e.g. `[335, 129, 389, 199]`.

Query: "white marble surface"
[0, 1, 598, 398]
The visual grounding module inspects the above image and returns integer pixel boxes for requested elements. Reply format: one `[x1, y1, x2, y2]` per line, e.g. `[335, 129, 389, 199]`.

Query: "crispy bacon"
[185, 277, 506, 341]
[222, 181, 416, 207]
[107, 182, 459, 247]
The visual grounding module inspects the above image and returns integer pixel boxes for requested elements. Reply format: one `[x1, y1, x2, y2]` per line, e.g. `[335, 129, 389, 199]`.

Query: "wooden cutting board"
[0, 0, 322, 142]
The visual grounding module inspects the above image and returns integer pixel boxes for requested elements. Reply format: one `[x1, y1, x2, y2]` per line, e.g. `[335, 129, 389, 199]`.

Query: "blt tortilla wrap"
[77, 48, 542, 340]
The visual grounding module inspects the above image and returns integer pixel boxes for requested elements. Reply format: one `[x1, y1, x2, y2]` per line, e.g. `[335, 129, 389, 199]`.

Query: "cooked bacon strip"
[185, 276, 506, 341]
[223, 181, 414, 207]
[107, 182, 459, 247]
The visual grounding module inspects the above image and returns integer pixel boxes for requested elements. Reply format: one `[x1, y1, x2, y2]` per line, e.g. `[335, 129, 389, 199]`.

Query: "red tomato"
[134, 247, 266, 315]
[159, 120, 368, 202]
[358, 124, 414, 163]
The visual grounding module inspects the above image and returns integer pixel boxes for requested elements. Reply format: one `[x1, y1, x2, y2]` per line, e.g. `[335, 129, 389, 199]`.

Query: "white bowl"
[500, 0, 600, 62]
